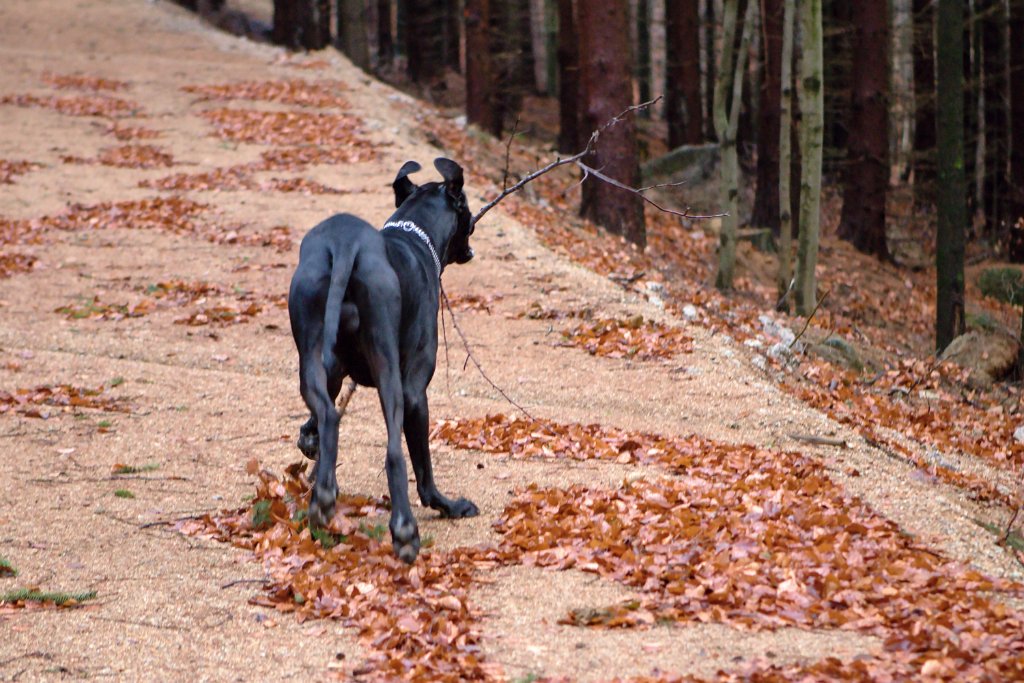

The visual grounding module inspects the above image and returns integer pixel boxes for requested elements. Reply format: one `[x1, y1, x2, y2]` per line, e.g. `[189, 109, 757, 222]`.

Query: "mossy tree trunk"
[794, 0, 823, 316]
[935, 0, 967, 351]
[713, 0, 755, 291]
[776, 0, 796, 310]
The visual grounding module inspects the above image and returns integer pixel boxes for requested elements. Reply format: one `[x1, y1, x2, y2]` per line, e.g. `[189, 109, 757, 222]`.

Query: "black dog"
[287, 158, 478, 563]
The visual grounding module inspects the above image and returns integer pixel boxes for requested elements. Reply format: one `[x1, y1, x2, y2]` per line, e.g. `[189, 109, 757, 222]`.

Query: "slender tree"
[465, 0, 501, 135]
[837, 0, 890, 260]
[665, 0, 703, 147]
[980, 0, 1008, 237]
[751, 0, 784, 235]
[703, 0, 717, 140]
[578, 0, 645, 248]
[935, 0, 967, 351]
[338, 0, 371, 69]
[777, 0, 796, 309]
[377, 0, 394, 66]
[1011, 0, 1024, 238]
[406, 0, 446, 83]
[713, 0, 755, 291]
[636, 0, 652, 108]
[556, 0, 581, 152]
[912, 0, 936, 191]
[273, 0, 331, 49]
[795, 0, 824, 316]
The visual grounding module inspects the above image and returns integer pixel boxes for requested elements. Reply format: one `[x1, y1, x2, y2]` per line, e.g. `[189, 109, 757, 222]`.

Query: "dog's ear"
[393, 160, 422, 208]
[433, 158, 464, 197]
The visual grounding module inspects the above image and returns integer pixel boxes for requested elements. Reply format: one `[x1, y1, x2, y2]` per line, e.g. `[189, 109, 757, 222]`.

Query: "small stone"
[682, 304, 698, 320]
[1014, 425, 1024, 443]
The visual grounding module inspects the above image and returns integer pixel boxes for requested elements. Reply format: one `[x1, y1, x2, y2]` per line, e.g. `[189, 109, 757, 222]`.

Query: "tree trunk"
[556, 0, 581, 152]
[273, 0, 331, 50]
[964, 3, 980, 225]
[702, 0, 717, 141]
[795, 0, 824, 316]
[837, 0, 890, 260]
[579, 0, 646, 248]
[338, 0, 371, 69]
[980, 0, 1008, 237]
[752, 0, 783, 235]
[666, 0, 703, 147]
[445, 0, 461, 71]
[1010, 0, 1024, 262]
[465, 0, 501, 135]
[377, 0, 394, 65]
[406, 0, 445, 83]
[777, 0, 796, 309]
[636, 0, 652, 110]
[714, 0, 755, 291]
[912, 0, 936, 192]
[892, 0, 915, 181]
[935, 0, 967, 351]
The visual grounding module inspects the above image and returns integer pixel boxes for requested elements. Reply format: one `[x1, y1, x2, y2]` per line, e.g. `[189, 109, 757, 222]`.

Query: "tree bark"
[377, 0, 394, 65]
[795, 0, 824, 316]
[964, 4, 980, 223]
[751, 0, 783, 235]
[912, 0, 936, 191]
[1010, 0, 1024, 257]
[980, 0, 1008, 237]
[714, 0, 755, 291]
[578, 0, 646, 248]
[273, 0, 331, 50]
[666, 0, 703, 147]
[406, 0, 445, 83]
[556, 0, 581, 152]
[636, 0, 652, 109]
[445, 0, 461, 71]
[777, 0, 795, 309]
[465, 0, 501, 135]
[702, 0, 717, 141]
[936, 0, 967, 352]
[837, 0, 890, 260]
[338, 0, 371, 70]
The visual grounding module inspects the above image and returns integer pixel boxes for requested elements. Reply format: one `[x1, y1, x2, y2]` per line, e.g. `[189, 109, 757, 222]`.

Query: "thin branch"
[788, 288, 832, 349]
[576, 161, 723, 220]
[440, 286, 533, 419]
[470, 97, 667, 230]
[999, 464, 1024, 547]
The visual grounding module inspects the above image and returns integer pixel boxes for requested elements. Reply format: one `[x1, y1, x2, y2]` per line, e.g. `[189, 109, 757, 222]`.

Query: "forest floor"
[1, 1, 1024, 681]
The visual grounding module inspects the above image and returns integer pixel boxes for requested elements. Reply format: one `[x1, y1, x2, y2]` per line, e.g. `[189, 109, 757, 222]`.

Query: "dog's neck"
[384, 193, 459, 279]
[382, 219, 441, 278]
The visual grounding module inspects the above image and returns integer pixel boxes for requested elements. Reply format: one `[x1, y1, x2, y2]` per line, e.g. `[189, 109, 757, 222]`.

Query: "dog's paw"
[390, 517, 420, 564]
[443, 497, 480, 519]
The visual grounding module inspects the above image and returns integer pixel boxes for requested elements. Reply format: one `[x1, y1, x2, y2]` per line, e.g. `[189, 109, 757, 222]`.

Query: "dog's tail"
[321, 248, 357, 374]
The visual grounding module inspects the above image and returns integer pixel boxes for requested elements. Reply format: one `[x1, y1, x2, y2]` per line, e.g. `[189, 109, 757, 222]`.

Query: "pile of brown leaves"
[0, 93, 141, 118]
[105, 123, 161, 141]
[174, 302, 263, 327]
[444, 293, 502, 313]
[0, 384, 129, 418]
[0, 159, 39, 184]
[0, 252, 36, 279]
[55, 296, 154, 321]
[180, 466, 497, 681]
[561, 315, 693, 360]
[437, 414, 1024, 680]
[41, 72, 128, 92]
[197, 108, 370, 149]
[182, 79, 350, 109]
[140, 163, 349, 196]
[208, 225, 294, 252]
[63, 145, 175, 169]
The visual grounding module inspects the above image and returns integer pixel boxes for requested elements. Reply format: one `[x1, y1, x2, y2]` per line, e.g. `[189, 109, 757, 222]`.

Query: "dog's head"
[392, 158, 474, 266]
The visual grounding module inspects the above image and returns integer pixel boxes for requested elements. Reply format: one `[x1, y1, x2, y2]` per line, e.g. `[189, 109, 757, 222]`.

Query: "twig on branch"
[788, 288, 832, 349]
[440, 286, 533, 419]
[470, 96, 713, 229]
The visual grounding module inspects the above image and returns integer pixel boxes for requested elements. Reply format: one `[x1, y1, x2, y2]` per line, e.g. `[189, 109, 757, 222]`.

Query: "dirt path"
[1, 1, 1022, 681]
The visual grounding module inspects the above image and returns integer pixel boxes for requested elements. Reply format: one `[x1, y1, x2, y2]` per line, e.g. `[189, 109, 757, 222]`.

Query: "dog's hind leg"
[301, 349, 343, 529]
[403, 387, 479, 519]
